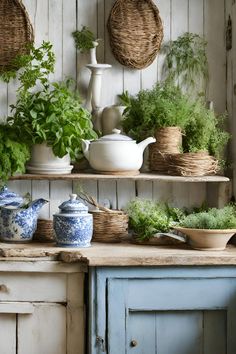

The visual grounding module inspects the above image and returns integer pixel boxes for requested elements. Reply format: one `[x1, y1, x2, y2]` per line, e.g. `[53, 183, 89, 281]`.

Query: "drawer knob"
[130, 340, 138, 347]
[0, 285, 9, 293]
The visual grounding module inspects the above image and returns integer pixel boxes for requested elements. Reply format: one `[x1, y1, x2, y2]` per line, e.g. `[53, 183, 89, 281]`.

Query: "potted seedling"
[2, 41, 97, 174]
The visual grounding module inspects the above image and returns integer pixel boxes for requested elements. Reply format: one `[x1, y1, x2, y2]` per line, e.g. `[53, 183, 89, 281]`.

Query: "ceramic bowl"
[174, 227, 236, 251]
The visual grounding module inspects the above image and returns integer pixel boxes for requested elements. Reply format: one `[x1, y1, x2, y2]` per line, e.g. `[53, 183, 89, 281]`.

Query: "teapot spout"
[28, 199, 48, 214]
[81, 140, 91, 161]
[137, 137, 156, 152]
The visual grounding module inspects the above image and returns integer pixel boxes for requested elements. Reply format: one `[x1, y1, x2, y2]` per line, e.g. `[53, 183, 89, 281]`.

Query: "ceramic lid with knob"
[0, 186, 24, 207]
[93, 129, 134, 142]
[56, 194, 89, 216]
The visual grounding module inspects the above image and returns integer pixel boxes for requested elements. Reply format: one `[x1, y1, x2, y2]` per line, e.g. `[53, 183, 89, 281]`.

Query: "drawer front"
[0, 273, 67, 302]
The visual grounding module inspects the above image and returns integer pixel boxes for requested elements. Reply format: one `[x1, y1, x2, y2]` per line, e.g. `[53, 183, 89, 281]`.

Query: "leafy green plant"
[0, 125, 30, 184]
[182, 99, 229, 160]
[161, 32, 208, 95]
[179, 205, 236, 230]
[72, 26, 96, 52]
[122, 81, 193, 141]
[3, 41, 97, 160]
[125, 199, 184, 240]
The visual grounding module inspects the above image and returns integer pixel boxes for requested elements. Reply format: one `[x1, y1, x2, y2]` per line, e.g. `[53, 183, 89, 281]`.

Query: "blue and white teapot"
[0, 186, 48, 243]
[53, 194, 93, 247]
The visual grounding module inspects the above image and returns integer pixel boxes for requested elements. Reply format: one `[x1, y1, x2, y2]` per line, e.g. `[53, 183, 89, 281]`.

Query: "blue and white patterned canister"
[53, 194, 93, 247]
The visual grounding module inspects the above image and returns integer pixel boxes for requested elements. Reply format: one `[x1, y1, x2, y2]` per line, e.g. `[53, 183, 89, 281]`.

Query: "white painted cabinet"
[0, 261, 85, 354]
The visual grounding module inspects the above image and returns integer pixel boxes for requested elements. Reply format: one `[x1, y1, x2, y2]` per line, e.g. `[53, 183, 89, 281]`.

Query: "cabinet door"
[0, 302, 67, 354]
[107, 278, 236, 354]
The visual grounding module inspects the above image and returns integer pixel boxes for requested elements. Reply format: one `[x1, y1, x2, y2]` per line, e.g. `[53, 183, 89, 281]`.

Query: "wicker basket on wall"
[90, 210, 129, 243]
[107, 0, 163, 69]
[149, 127, 182, 173]
[0, 0, 34, 73]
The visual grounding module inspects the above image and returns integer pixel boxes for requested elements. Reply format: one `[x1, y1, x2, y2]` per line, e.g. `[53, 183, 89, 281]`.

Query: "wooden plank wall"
[2, 0, 229, 218]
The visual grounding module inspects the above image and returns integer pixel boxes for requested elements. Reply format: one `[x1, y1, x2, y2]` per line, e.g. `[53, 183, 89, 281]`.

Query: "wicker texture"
[0, 0, 34, 72]
[91, 210, 129, 243]
[168, 152, 218, 177]
[33, 219, 55, 243]
[149, 127, 182, 173]
[107, 0, 163, 69]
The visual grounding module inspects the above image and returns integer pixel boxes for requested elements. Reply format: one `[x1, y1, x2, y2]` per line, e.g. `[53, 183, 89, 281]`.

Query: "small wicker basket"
[168, 152, 218, 177]
[0, 0, 34, 72]
[107, 0, 163, 69]
[33, 219, 55, 243]
[90, 210, 129, 243]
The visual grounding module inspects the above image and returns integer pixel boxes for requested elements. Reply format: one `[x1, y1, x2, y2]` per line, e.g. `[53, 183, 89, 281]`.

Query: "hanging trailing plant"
[161, 32, 208, 96]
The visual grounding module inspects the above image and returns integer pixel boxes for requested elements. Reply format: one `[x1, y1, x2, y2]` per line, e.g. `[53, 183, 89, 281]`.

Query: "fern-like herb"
[180, 205, 236, 230]
[161, 32, 208, 96]
[125, 199, 184, 240]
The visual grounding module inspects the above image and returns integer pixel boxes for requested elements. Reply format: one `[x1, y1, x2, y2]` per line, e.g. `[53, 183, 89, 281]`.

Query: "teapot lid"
[58, 194, 88, 213]
[0, 186, 24, 207]
[96, 129, 133, 142]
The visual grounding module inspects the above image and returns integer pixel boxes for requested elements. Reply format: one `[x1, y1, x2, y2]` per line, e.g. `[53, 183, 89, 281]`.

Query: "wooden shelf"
[9, 172, 230, 183]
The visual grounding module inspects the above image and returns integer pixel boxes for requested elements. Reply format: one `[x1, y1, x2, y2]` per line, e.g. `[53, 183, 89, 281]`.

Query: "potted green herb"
[0, 124, 30, 184]
[174, 205, 236, 250]
[72, 26, 99, 64]
[3, 41, 97, 174]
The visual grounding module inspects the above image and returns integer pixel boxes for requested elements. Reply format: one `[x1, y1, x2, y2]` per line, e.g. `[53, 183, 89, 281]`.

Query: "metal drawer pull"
[130, 340, 138, 347]
[0, 284, 9, 293]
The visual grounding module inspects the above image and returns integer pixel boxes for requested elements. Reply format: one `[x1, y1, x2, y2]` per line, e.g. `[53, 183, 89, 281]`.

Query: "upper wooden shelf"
[10, 172, 230, 183]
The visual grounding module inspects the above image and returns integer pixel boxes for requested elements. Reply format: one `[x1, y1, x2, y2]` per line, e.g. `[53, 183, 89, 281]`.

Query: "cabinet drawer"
[0, 273, 67, 302]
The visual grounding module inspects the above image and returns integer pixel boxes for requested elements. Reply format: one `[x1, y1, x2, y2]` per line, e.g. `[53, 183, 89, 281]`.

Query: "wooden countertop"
[0, 241, 236, 266]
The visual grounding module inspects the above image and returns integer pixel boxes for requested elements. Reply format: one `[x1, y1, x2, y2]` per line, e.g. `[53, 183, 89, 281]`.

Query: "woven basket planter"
[0, 0, 34, 73]
[168, 152, 218, 177]
[33, 219, 55, 243]
[149, 127, 182, 173]
[90, 210, 129, 243]
[107, 0, 163, 69]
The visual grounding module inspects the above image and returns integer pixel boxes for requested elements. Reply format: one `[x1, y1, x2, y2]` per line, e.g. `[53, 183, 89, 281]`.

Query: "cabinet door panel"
[18, 303, 67, 354]
[0, 314, 16, 354]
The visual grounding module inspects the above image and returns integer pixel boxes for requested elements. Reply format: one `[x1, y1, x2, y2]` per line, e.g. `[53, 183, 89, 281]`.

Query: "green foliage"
[179, 205, 236, 230]
[0, 125, 30, 184]
[125, 199, 184, 240]
[122, 81, 193, 141]
[4, 42, 97, 160]
[161, 32, 208, 95]
[182, 99, 229, 160]
[72, 26, 96, 52]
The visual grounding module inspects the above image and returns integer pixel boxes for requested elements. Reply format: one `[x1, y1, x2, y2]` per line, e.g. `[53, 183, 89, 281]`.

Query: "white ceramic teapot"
[82, 129, 156, 174]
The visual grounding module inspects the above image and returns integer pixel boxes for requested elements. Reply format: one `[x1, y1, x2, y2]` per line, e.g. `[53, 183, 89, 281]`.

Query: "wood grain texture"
[0, 314, 16, 354]
[1, 242, 236, 266]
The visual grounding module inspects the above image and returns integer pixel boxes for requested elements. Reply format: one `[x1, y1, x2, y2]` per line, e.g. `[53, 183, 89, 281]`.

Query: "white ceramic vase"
[27, 143, 73, 175]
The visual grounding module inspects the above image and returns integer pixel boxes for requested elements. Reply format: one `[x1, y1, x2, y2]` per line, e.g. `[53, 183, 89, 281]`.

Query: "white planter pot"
[27, 143, 73, 175]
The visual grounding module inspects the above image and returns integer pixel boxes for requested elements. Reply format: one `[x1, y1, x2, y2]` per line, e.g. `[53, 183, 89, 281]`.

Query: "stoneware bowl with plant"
[174, 205, 236, 251]
[2, 41, 97, 174]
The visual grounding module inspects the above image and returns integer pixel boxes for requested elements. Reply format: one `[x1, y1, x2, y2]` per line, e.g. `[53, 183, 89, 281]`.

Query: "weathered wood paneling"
[1, 0, 228, 211]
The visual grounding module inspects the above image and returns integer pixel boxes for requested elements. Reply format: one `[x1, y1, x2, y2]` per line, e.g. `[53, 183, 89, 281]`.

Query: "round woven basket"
[0, 0, 34, 73]
[168, 152, 218, 177]
[90, 210, 129, 243]
[149, 127, 182, 173]
[33, 219, 55, 243]
[107, 0, 163, 69]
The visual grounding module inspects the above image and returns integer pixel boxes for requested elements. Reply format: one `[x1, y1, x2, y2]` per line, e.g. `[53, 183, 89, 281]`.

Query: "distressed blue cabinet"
[89, 267, 236, 354]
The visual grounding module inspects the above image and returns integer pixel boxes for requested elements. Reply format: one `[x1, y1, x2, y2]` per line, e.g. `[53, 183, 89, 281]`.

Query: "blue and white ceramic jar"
[53, 194, 93, 247]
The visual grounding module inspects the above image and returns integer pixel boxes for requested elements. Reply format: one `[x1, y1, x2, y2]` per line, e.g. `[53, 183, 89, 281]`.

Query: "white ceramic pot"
[82, 129, 156, 173]
[174, 227, 236, 251]
[27, 143, 73, 175]
[101, 105, 126, 135]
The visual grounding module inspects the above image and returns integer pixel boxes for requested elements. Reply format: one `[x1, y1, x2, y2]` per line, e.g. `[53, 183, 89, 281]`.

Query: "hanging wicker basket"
[107, 0, 163, 69]
[0, 0, 34, 73]
[168, 152, 219, 177]
[90, 210, 129, 243]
